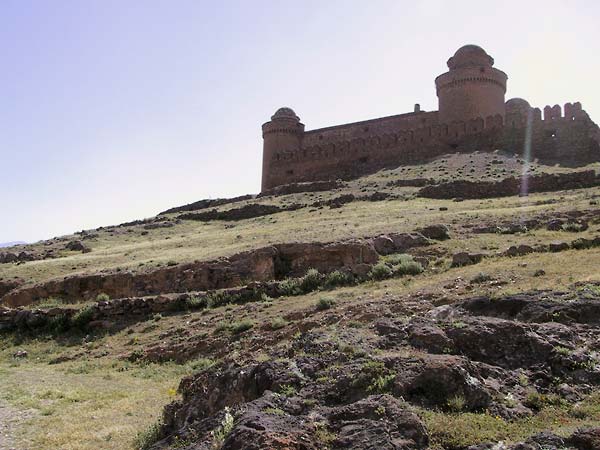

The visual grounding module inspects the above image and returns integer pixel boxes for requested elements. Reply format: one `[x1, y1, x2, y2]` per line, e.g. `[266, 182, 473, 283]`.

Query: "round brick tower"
[435, 45, 508, 124]
[261, 107, 304, 192]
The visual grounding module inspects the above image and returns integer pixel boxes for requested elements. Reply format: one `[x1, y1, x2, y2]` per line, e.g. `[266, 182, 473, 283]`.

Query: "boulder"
[451, 252, 484, 267]
[503, 244, 534, 257]
[372, 235, 396, 255]
[567, 427, 600, 450]
[549, 241, 570, 252]
[328, 395, 429, 449]
[416, 224, 450, 240]
[388, 233, 430, 252]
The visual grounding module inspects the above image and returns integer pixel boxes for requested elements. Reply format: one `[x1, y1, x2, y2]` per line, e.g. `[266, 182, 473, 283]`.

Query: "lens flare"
[520, 109, 534, 197]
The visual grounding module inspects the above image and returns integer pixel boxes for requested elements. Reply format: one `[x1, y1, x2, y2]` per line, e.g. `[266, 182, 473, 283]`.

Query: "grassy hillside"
[1, 152, 599, 450]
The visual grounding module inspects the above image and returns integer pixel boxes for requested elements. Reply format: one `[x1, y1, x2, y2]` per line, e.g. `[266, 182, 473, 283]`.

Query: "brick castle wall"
[260, 45, 600, 191]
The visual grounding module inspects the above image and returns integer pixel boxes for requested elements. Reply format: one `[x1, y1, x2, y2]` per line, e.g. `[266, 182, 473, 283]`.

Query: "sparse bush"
[96, 293, 110, 302]
[47, 314, 71, 334]
[369, 262, 393, 280]
[314, 422, 336, 446]
[447, 395, 466, 412]
[214, 322, 230, 333]
[561, 222, 586, 232]
[212, 407, 234, 448]
[185, 295, 206, 310]
[299, 268, 322, 293]
[553, 345, 572, 356]
[524, 391, 566, 410]
[323, 270, 352, 289]
[571, 238, 593, 250]
[206, 291, 234, 308]
[133, 420, 162, 450]
[270, 317, 289, 330]
[316, 297, 336, 311]
[471, 272, 492, 284]
[384, 254, 414, 265]
[372, 254, 423, 279]
[229, 320, 254, 335]
[393, 259, 423, 276]
[71, 305, 95, 329]
[367, 373, 396, 394]
[278, 278, 302, 296]
[278, 384, 297, 397]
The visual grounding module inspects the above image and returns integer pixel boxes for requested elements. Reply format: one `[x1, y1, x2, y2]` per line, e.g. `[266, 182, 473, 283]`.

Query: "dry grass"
[2, 179, 598, 290]
[0, 337, 210, 450]
[1, 243, 600, 448]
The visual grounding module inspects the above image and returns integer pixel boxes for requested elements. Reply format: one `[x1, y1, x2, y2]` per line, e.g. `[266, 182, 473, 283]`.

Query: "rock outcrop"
[419, 170, 598, 199]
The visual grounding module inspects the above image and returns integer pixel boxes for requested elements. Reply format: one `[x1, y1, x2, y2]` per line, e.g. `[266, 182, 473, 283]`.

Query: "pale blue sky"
[2, 0, 599, 242]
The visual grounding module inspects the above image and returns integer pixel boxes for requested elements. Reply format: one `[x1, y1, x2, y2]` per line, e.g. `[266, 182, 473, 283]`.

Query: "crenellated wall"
[504, 102, 600, 164]
[262, 102, 600, 189]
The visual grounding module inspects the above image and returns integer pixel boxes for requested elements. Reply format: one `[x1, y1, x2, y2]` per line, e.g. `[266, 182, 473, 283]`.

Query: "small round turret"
[261, 107, 305, 192]
[505, 98, 531, 114]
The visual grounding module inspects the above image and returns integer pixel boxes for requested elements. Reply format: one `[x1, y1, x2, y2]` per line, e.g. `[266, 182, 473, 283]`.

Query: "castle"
[261, 45, 600, 191]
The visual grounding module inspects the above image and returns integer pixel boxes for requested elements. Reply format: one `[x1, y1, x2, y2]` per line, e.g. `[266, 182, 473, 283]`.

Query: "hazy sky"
[2, 0, 599, 243]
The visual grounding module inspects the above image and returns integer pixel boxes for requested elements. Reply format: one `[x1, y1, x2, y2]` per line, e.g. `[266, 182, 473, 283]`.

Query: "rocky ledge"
[146, 285, 600, 449]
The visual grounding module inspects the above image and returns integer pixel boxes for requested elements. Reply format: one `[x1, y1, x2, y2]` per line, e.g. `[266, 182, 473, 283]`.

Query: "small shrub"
[270, 317, 289, 330]
[384, 253, 414, 265]
[230, 320, 254, 335]
[393, 260, 423, 276]
[300, 268, 322, 293]
[316, 297, 335, 311]
[447, 395, 466, 412]
[47, 314, 71, 334]
[524, 391, 566, 410]
[186, 358, 215, 373]
[369, 262, 393, 280]
[354, 360, 396, 394]
[186, 295, 206, 310]
[561, 222, 586, 232]
[471, 272, 492, 284]
[206, 291, 235, 308]
[214, 322, 230, 333]
[133, 420, 162, 450]
[96, 293, 110, 302]
[278, 278, 302, 296]
[553, 345, 572, 356]
[278, 384, 297, 397]
[314, 422, 336, 446]
[323, 270, 352, 289]
[212, 407, 234, 448]
[367, 373, 396, 394]
[71, 305, 95, 329]
[264, 407, 285, 415]
[572, 238, 593, 250]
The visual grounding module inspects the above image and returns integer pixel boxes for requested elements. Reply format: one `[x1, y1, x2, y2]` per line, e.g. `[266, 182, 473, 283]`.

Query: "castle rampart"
[261, 45, 600, 191]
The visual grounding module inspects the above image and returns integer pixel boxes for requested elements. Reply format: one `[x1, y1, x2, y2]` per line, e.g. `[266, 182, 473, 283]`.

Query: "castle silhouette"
[261, 45, 600, 191]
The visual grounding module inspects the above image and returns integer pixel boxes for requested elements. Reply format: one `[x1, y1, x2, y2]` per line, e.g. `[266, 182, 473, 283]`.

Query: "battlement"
[261, 45, 600, 191]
